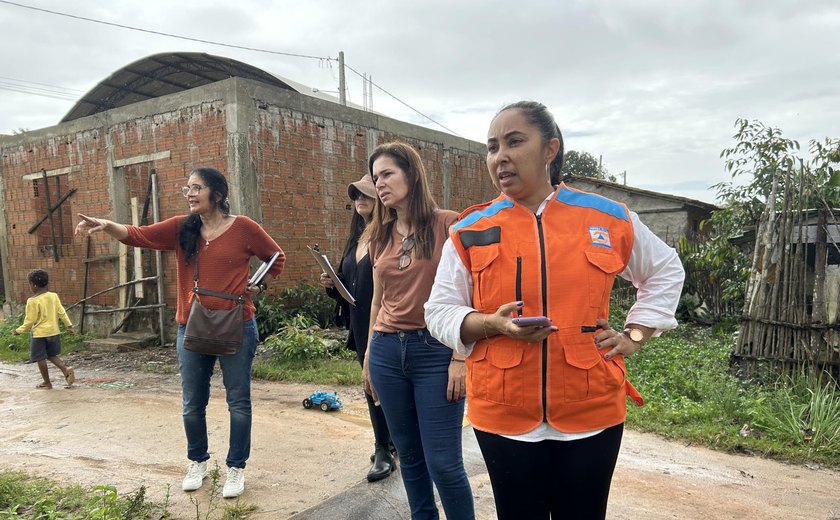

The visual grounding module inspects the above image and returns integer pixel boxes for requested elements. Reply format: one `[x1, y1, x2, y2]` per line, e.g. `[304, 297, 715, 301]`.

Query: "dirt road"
[1, 347, 838, 519]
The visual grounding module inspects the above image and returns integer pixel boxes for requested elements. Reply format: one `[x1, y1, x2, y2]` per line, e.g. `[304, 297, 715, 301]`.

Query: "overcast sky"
[2, 0, 839, 204]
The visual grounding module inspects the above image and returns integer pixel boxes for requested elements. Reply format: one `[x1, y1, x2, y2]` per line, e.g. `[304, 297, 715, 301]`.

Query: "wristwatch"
[623, 328, 644, 346]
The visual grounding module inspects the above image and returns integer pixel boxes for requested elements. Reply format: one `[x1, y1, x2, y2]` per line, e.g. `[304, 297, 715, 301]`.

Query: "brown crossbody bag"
[183, 249, 244, 356]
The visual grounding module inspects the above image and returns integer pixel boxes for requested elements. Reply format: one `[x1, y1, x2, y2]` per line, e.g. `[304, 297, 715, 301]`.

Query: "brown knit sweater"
[122, 215, 285, 324]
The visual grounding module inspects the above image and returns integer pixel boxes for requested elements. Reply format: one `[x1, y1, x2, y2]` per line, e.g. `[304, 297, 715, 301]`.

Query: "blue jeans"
[369, 329, 474, 520]
[176, 319, 258, 469]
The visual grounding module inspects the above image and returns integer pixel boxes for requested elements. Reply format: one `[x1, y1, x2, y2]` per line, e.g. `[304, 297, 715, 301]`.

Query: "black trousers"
[474, 423, 624, 520]
[356, 349, 392, 447]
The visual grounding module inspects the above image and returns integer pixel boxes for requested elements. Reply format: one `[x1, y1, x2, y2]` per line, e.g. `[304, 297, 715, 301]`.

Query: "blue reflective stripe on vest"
[555, 188, 629, 221]
[452, 198, 515, 232]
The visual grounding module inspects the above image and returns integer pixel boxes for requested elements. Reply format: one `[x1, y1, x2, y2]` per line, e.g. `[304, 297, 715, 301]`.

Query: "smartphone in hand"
[511, 316, 553, 327]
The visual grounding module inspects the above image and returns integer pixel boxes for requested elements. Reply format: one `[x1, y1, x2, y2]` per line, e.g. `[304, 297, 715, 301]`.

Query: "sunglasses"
[351, 191, 373, 201]
[398, 236, 415, 271]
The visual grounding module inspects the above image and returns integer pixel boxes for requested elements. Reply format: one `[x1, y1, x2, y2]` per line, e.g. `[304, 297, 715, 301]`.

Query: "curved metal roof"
[61, 52, 299, 122]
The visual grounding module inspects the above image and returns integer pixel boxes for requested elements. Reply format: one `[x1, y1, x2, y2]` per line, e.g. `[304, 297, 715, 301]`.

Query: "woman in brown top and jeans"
[362, 142, 474, 519]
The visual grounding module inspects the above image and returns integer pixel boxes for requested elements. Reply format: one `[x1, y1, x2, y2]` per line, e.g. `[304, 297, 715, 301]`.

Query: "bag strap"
[192, 245, 245, 304]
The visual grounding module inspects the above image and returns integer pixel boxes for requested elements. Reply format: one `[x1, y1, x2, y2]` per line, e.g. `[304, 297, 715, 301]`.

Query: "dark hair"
[177, 167, 231, 262]
[364, 142, 439, 259]
[342, 208, 371, 259]
[28, 269, 49, 288]
[496, 101, 565, 184]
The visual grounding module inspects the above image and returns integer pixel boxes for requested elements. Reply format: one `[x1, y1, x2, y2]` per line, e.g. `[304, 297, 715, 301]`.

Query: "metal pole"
[339, 51, 346, 106]
[151, 170, 167, 346]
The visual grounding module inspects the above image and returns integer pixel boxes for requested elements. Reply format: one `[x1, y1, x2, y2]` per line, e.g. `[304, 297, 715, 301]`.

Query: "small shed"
[565, 175, 717, 246]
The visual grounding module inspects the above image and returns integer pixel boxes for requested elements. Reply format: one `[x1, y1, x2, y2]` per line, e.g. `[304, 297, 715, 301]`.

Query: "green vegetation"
[625, 320, 840, 468]
[252, 314, 361, 385]
[0, 314, 89, 364]
[0, 465, 257, 519]
[0, 470, 163, 519]
[254, 283, 336, 339]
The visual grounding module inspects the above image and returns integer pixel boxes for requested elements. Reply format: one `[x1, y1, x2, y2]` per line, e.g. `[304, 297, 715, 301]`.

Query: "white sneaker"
[182, 460, 208, 491]
[222, 466, 245, 498]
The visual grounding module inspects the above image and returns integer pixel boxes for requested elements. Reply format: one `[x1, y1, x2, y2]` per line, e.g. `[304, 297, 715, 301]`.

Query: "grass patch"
[253, 356, 362, 385]
[0, 467, 260, 519]
[625, 321, 840, 469]
[0, 470, 164, 519]
[0, 314, 89, 364]
[251, 315, 361, 385]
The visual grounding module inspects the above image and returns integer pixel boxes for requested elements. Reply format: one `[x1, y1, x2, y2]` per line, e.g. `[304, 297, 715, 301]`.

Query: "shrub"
[255, 282, 336, 338]
[750, 371, 840, 455]
[263, 314, 354, 362]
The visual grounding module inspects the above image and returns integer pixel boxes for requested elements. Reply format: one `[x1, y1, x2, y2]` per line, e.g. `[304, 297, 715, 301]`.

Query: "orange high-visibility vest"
[450, 184, 643, 435]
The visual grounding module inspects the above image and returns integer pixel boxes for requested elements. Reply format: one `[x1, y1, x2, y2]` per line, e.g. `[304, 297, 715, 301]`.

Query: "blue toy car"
[303, 391, 343, 412]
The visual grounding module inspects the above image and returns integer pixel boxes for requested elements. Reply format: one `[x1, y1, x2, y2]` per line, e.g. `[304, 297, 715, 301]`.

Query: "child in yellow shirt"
[13, 269, 76, 389]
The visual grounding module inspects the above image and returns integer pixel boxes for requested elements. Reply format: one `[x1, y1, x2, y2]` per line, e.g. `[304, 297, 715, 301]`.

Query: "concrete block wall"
[1, 77, 494, 329]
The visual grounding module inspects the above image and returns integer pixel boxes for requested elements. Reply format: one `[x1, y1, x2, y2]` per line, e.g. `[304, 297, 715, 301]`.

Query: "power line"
[0, 0, 332, 61]
[1, 0, 460, 137]
[0, 84, 77, 101]
[0, 76, 84, 102]
[0, 75, 85, 93]
[344, 63, 460, 136]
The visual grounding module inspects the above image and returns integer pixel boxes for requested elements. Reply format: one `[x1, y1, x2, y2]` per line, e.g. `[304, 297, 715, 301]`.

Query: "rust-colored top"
[123, 215, 285, 324]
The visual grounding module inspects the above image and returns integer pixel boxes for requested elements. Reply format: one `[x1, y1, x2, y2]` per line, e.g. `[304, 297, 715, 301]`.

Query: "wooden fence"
[734, 174, 840, 379]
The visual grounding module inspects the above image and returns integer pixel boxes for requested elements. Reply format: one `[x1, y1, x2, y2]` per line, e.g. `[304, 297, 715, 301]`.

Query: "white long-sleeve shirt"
[425, 207, 684, 441]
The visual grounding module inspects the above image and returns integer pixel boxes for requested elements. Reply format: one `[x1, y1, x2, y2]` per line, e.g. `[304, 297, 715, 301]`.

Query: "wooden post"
[130, 197, 144, 298]
[118, 242, 128, 324]
[151, 170, 166, 346]
[41, 170, 59, 261]
[79, 237, 91, 334]
[811, 209, 828, 363]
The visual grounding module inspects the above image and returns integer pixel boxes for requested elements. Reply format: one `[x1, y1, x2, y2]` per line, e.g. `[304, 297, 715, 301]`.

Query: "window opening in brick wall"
[32, 174, 74, 247]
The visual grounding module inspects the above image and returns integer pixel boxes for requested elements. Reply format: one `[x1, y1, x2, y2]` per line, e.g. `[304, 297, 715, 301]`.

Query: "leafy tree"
[562, 150, 612, 180]
[685, 119, 840, 320]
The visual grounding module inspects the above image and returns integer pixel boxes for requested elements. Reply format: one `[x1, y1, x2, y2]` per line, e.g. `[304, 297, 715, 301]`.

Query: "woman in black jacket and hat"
[321, 174, 396, 482]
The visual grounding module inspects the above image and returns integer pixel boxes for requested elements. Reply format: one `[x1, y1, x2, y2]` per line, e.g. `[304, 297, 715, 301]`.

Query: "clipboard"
[307, 244, 355, 306]
[248, 251, 281, 287]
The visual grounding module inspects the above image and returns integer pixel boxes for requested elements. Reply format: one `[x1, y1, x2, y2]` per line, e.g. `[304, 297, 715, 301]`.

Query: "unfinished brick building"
[0, 52, 492, 338]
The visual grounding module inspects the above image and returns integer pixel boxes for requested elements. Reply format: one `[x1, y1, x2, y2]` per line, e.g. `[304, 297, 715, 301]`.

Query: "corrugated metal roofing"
[61, 52, 299, 122]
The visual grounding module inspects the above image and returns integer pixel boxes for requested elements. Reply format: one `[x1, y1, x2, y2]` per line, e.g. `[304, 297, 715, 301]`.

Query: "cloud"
[1, 0, 838, 206]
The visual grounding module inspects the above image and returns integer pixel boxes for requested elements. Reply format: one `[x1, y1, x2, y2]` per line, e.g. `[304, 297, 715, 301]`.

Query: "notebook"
[248, 251, 281, 286]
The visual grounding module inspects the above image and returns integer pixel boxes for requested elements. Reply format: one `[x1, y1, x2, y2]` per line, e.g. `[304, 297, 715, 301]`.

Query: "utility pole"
[367, 75, 373, 111]
[622, 170, 627, 185]
[338, 51, 346, 106]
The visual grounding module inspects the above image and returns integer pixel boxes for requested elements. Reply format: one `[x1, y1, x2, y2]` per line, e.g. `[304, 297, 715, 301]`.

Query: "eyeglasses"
[181, 184, 207, 197]
[398, 236, 415, 271]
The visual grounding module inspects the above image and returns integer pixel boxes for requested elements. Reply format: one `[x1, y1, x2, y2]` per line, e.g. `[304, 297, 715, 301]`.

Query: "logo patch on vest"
[588, 226, 612, 248]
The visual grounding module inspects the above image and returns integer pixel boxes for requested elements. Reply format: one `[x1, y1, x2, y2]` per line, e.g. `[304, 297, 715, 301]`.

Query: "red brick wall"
[249, 105, 493, 292]
[1, 98, 492, 317]
[1, 103, 228, 310]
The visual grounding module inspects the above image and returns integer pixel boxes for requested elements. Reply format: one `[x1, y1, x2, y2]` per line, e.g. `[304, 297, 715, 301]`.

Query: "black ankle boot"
[367, 445, 395, 482]
[369, 442, 397, 462]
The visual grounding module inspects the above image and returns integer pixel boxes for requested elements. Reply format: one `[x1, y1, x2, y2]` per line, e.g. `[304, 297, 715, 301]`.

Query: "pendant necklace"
[203, 218, 224, 247]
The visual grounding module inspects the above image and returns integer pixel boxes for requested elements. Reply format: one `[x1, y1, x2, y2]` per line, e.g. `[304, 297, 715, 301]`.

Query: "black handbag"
[183, 250, 244, 356]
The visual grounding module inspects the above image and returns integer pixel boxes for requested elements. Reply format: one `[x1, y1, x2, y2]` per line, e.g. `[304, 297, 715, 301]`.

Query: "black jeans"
[474, 423, 624, 520]
[356, 348, 392, 448]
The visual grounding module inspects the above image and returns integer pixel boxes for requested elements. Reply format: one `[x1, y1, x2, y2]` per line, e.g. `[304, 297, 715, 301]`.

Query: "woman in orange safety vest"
[425, 101, 684, 520]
